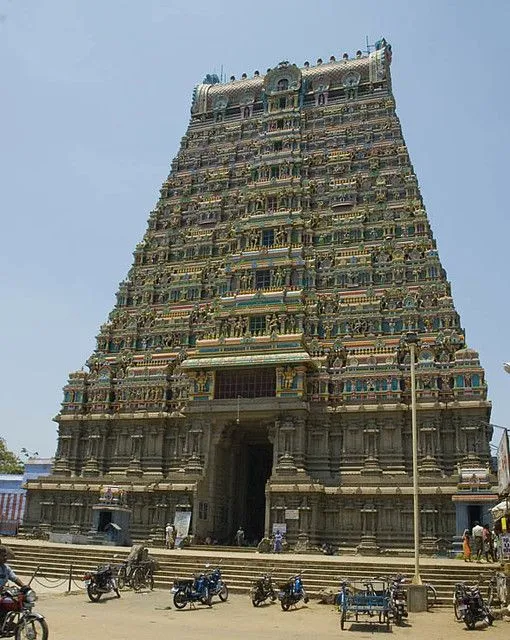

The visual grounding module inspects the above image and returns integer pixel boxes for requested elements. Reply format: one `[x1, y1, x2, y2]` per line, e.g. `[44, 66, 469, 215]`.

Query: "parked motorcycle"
[454, 582, 494, 630]
[204, 564, 228, 602]
[0, 586, 48, 639]
[251, 571, 277, 607]
[388, 574, 408, 625]
[83, 564, 120, 602]
[278, 573, 309, 611]
[171, 573, 211, 609]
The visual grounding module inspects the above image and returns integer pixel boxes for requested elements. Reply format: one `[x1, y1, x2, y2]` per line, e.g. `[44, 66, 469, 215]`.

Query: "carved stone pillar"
[361, 419, 382, 475]
[357, 502, 380, 555]
[148, 496, 168, 547]
[275, 418, 297, 474]
[298, 496, 312, 533]
[420, 503, 439, 554]
[82, 432, 101, 476]
[294, 417, 306, 468]
[418, 418, 441, 473]
[40, 499, 55, 525]
[53, 433, 71, 475]
[127, 432, 143, 476]
[267, 421, 278, 473]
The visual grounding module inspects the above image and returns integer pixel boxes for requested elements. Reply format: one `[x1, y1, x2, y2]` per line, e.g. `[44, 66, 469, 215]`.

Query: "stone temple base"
[356, 534, 380, 556]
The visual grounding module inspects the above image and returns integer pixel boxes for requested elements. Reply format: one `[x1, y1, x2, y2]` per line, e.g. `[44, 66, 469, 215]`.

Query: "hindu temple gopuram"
[24, 40, 496, 551]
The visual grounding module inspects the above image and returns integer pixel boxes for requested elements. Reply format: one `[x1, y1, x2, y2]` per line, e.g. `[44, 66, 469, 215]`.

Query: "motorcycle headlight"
[24, 590, 37, 604]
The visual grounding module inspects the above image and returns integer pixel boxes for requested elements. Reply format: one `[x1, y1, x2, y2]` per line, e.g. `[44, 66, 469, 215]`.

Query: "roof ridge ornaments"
[263, 62, 302, 96]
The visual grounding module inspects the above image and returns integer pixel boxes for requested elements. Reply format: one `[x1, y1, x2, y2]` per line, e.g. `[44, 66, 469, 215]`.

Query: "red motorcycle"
[0, 586, 48, 639]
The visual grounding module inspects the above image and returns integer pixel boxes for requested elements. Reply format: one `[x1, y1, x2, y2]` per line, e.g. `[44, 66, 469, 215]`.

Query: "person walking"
[471, 521, 484, 562]
[462, 528, 472, 562]
[235, 526, 245, 547]
[482, 524, 494, 562]
[165, 523, 176, 549]
[273, 529, 283, 554]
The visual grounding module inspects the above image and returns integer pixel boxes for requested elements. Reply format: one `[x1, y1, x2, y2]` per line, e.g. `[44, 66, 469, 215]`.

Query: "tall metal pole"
[409, 342, 421, 585]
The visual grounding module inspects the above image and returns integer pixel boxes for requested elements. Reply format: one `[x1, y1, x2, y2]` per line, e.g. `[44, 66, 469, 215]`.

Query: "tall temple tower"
[25, 41, 495, 550]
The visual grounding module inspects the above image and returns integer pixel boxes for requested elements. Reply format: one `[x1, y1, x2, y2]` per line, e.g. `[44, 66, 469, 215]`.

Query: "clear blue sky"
[1, 0, 509, 457]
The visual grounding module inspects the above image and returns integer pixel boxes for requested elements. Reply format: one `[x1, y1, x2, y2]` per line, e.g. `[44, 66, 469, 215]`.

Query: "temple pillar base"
[418, 456, 441, 474]
[147, 525, 166, 547]
[356, 534, 380, 555]
[126, 464, 143, 477]
[82, 462, 99, 476]
[184, 455, 203, 474]
[275, 453, 298, 475]
[420, 535, 440, 555]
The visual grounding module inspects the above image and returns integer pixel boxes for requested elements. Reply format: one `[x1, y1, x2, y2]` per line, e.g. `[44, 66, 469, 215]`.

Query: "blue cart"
[338, 579, 391, 630]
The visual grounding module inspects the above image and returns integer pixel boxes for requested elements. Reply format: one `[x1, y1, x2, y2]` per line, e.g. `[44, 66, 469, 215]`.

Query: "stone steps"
[6, 541, 493, 606]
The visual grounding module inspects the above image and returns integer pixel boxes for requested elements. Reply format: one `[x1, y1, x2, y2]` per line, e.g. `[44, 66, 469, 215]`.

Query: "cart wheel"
[340, 612, 346, 630]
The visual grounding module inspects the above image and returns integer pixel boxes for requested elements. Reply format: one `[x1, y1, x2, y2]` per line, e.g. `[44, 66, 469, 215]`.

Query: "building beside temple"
[0, 458, 53, 536]
[24, 40, 494, 551]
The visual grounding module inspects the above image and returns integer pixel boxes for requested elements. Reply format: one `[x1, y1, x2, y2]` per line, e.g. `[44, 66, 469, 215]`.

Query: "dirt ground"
[18, 579, 510, 640]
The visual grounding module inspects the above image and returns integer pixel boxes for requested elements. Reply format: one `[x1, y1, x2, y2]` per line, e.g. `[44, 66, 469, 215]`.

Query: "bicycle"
[425, 582, 437, 608]
[453, 582, 467, 620]
[487, 571, 507, 607]
[116, 560, 155, 591]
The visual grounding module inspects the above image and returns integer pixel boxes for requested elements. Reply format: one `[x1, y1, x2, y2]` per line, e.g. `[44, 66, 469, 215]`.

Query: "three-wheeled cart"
[338, 579, 392, 630]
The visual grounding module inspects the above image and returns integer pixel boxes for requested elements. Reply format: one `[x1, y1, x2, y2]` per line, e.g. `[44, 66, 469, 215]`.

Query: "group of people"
[462, 521, 497, 562]
[236, 526, 284, 553]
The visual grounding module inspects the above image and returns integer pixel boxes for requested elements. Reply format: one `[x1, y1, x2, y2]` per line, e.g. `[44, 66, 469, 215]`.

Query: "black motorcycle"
[388, 574, 408, 625]
[454, 582, 494, 630]
[83, 564, 120, 602]
[251, 572, 277, 607]
[278, 573, 309, 611]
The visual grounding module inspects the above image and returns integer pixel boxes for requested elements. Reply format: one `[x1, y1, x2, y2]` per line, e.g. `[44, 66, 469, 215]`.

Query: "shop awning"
[490, 498, 510, 520]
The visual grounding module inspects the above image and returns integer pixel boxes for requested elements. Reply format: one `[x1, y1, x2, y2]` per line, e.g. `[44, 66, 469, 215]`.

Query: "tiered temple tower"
[24, 41, 494, 550]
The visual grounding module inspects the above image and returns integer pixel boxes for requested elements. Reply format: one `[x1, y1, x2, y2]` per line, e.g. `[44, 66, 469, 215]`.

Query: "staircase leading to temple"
[5, 540, 493, 606]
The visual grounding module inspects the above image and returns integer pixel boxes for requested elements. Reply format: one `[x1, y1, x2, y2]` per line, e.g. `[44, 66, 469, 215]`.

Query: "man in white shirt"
[471, 522, 484, 561]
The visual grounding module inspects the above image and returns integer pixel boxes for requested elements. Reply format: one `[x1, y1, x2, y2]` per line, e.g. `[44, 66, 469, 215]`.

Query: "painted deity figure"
[281, 366, 295, 390]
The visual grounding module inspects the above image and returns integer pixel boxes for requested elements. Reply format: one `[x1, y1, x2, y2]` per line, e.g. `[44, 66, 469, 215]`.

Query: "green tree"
[0, 438, 23, 473]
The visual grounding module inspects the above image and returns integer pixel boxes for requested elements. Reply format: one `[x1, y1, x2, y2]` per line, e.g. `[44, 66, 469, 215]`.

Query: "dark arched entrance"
[216, 419, 273, 544]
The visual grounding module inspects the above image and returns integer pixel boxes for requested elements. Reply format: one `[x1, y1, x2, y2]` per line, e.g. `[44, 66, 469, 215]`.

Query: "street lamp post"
[405, 332, 421, 585]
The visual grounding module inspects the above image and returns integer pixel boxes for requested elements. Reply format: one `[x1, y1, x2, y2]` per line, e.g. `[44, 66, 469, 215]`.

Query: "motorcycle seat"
[174, 579, 193, 588]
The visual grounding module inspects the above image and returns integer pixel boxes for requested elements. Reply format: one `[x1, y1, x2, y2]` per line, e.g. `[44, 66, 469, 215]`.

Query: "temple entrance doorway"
[98, 510, 112, 532]
[467, 504, 482, 529]
[218, 420, 273, 544]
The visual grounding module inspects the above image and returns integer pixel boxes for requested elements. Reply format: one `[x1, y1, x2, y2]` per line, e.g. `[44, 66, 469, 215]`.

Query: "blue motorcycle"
[205, 563, 229, 602]
[171, 572, 211, 609]
[278, 573, 309, 611]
